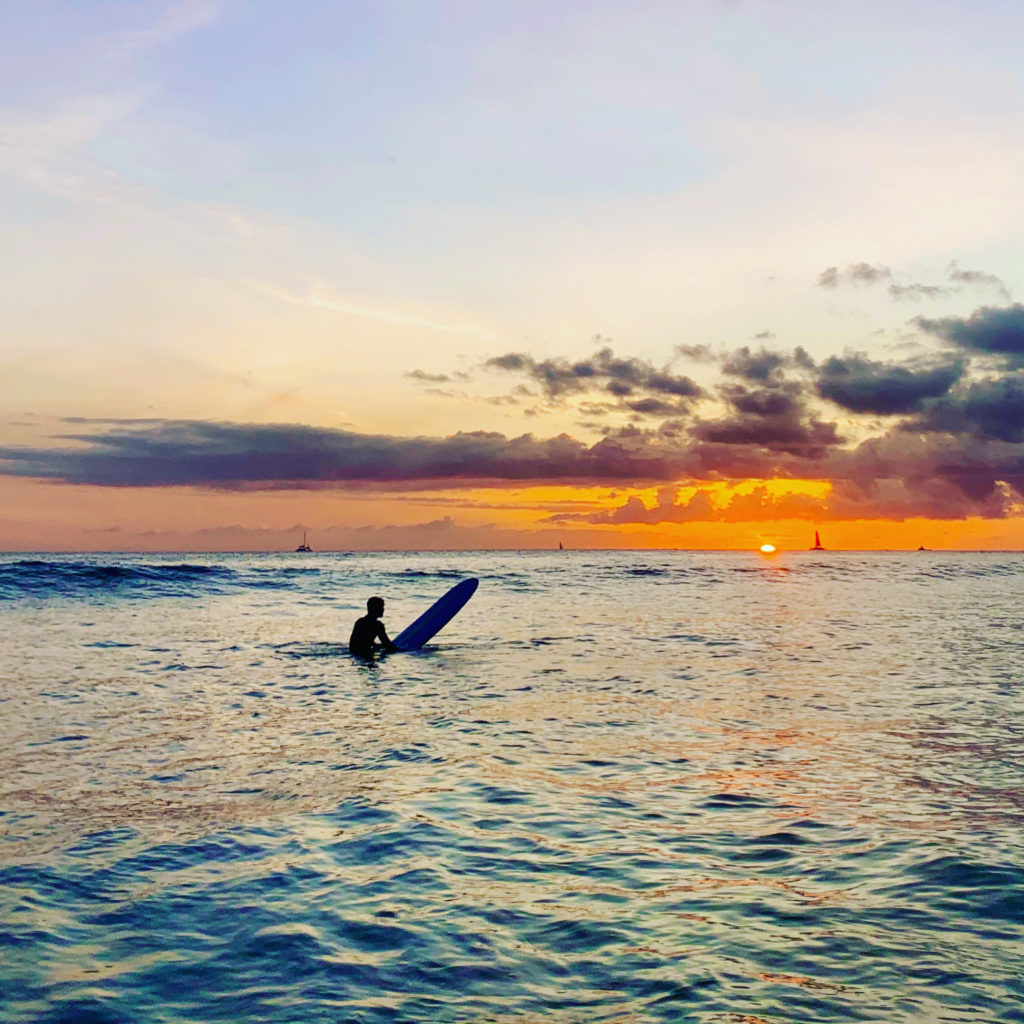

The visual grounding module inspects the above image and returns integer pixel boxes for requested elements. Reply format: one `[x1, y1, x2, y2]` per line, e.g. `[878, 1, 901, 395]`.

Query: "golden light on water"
[760, 544, 776, 553]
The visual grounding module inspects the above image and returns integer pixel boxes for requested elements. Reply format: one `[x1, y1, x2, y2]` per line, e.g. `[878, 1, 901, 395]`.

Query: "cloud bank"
[5, 300, 1024, 523]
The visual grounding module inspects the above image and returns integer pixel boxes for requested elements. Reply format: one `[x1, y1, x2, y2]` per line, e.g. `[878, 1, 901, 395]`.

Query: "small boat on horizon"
[811, 530, 825, 551]
[295, 531, 313, 552]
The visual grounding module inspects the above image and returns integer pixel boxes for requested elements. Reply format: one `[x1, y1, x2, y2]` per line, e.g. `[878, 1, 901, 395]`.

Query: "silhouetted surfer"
[349, 596, 397, 658]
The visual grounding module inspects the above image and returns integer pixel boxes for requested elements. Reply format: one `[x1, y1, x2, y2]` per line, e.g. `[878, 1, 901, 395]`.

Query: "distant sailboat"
[558, 541, 564, 550]
[811, 531, 825, 551]
[295, 531, 312, 552]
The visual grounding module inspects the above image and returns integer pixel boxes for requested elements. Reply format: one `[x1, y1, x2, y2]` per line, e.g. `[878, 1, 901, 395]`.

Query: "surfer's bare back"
[349, 596, 398, 658]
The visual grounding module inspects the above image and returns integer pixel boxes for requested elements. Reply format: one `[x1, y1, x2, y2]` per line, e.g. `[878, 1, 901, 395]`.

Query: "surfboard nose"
[392, 577, 479, 651]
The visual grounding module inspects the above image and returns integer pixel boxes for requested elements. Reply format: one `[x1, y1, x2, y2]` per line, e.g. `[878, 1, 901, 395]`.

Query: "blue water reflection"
[1, 551, 1023, 1022]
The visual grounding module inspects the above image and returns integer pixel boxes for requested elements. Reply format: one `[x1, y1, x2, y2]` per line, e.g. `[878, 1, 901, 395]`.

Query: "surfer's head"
[367, 596, 385, 617]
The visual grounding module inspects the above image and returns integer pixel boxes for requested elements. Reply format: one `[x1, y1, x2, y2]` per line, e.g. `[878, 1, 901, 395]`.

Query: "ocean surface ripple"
[1, 550, 1023, 1023]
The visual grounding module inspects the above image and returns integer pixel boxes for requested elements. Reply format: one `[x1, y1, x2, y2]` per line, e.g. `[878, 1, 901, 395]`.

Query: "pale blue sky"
[2, 0, 1024, 433]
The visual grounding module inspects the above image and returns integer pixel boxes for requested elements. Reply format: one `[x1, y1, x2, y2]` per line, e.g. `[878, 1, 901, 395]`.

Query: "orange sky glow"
[3, 475, 1021, 552]
[3, 4, 1024, 552]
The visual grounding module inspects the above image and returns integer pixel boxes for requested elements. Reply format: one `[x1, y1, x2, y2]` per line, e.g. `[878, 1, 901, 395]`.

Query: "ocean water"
[1, 550, 1023, 1024]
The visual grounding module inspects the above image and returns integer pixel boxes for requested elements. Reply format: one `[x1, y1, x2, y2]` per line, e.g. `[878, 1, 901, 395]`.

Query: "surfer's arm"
[375, 622, 398, 652]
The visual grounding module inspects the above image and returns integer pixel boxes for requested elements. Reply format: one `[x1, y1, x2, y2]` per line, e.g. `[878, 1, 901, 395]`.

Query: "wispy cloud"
[818, 263, 892, 288]
[104, 1, 219, 59]
[817, 260, 1012, 304]
[887, 282, 951, 301]
[252, 281, 496, 341]
[946, 261, 1011, 302]
[0, 92, 146, 203]
[0, 3, 220, 203]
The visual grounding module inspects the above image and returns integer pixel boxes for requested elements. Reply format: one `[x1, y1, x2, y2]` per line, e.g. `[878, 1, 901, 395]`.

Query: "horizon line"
[1, 547, 1020, 555]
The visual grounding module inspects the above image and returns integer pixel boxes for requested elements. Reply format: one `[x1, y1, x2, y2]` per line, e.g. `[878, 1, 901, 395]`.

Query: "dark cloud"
[405, 369, 453, 383]
[624, 397, 693, 416]
[10, 310, 1024, 525]
[484, 344, 703, 413]
[4, 407, 1024, 522]
[722, 382, 802, 418]
[674, 343, 716, 362]
[693, 412, 841, 458]
[826, 426, 1024, 510]
[722, 346, 787, 382]
[721, 345, 814, 382]
[0, 419, 706, 488]
[486, 353, 531, 372]
[692, 378, 843, 459]
[915, 304, 1024, 365]
[818, 263, 892, 288]
[905, 373, 1024, 443]
[816, 354, 965, 414]
[825, 473, 1017, 521]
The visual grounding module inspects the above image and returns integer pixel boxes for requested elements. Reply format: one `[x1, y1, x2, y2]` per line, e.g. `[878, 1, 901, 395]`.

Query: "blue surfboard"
[392, 578, 479, 651]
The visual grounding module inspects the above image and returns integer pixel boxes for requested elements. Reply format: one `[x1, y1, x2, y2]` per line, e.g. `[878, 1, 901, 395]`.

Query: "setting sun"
[760, 544, 776, 553]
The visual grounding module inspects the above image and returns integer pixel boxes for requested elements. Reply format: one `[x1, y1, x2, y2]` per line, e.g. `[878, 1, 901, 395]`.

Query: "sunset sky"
[3, 0, 1024, 550]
